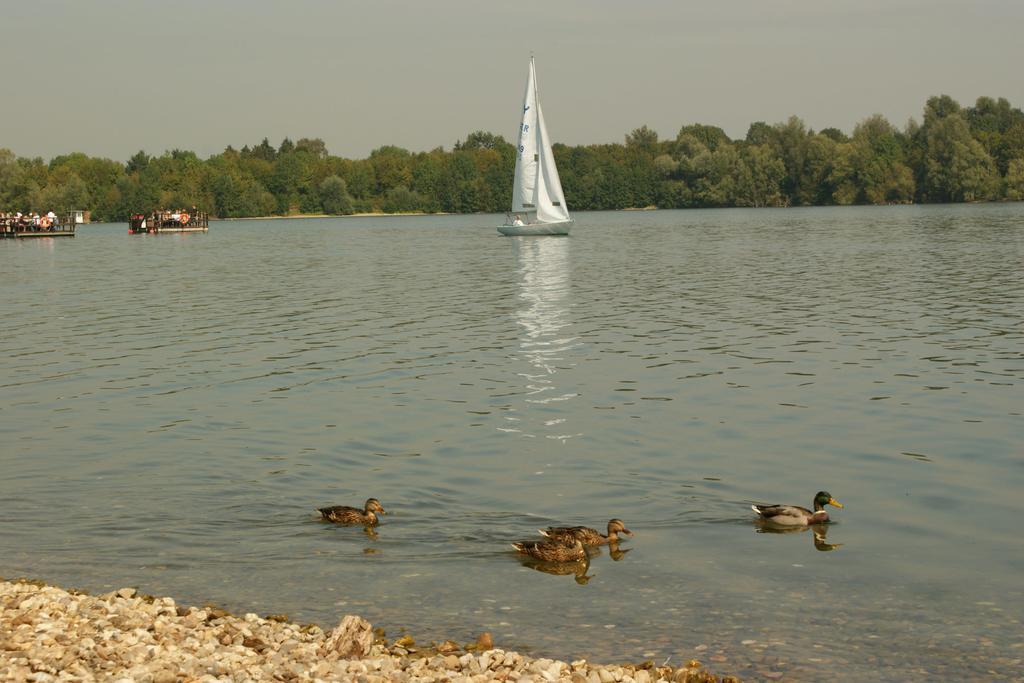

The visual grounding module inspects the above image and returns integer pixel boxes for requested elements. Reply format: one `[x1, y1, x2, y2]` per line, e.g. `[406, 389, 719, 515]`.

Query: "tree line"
[2, 94, 1024, 222]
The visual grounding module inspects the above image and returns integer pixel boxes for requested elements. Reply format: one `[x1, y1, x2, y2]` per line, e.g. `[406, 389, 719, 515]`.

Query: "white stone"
[321, 615, 373, 659]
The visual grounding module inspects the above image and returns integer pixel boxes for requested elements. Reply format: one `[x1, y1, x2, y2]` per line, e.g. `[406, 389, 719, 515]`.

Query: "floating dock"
[1, 215, 76, 239]
[129, 211, 209, 234]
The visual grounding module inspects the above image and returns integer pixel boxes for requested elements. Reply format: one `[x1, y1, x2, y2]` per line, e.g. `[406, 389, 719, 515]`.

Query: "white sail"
[509, 58, 571, 227]
[534, 101, 570, 224]
[512, 61, 538, 214]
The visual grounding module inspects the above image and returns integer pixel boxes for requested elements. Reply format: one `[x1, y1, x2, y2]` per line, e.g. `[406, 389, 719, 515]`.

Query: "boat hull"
[497, 220, 573, 236]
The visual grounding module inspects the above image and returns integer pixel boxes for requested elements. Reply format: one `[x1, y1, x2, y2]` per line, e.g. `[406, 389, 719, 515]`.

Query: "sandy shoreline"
[1, 578, 736, 682]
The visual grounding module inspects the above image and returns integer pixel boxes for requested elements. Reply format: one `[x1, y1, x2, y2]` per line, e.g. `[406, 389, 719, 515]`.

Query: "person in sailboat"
[512, 213, 525, 226]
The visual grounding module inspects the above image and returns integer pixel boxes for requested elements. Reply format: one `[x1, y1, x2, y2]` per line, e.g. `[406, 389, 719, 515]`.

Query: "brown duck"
[511, 538, 587, 562]
[538, 518, 632, 545]
[316, 498, 386, 525]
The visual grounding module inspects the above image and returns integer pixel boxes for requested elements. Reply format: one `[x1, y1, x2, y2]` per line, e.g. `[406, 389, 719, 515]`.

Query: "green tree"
[141, 150, 211, 210]
[819, 127, 849, 143]
[296, 137, 328, 159]
[344, 160, 376, 199]
[671, 134, 709, 184]
[922, 102, 998, 202]
[925, 94, 962, 121]
[1004, 158, 1024, 200]
[737, 144, 785, 207]
[49, 153, 123, 209]
[850, 115, 915, 204]
[456, 131, 511, 152]
[382, 185, 426, 213]
[677, 124, 730, 152]
[692, 144, 742, 207]
[126, 150, 150, 174]
[249, 137, 277, 161]
[5, 91, 1024, 218]
[745, 121, 774, 146]
[471, 146, 511, 212]
[0, 148, 25, 208]
[410, 152, 445, 211]
[205, 156, 275, 218]
[32, 171, 90, 213]
[965, 96, 1024, 174]
[653, 180, 690, 209]
[828, 143, 858, 205]
[2, 156, 48, 211]
[653, 154, 680, 179]
[267, 151, 315, 213]
[319, 175, 353, 215]
[773, 116, 816, 205]
[99, 174, 158, 220]
[804, 133, 842, 205]
[625, 125, 660, 154]
[369, 146, 413, 195]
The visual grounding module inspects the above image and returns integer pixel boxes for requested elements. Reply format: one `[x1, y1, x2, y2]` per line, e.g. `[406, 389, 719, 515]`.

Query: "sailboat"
[499, 58, 573, 236]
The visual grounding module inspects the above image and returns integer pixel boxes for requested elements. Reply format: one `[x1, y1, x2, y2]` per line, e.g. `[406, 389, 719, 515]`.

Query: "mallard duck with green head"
[751, 491, 843, 526]
[511, 538, 587, 562]
[316, 498, 386, 525]
[538, 518, 632, 546]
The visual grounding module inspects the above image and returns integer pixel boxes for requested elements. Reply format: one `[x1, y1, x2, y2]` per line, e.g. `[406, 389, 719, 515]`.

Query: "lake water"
[2, 206, 1022, 681]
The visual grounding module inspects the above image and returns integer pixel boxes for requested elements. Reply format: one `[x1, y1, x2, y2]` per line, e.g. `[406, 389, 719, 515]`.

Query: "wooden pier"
[0, 214, 76, 239]
[129, 210, 209, 234]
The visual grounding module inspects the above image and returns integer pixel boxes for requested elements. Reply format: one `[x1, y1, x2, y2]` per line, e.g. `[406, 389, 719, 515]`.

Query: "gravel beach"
[1, 579, 738, 682]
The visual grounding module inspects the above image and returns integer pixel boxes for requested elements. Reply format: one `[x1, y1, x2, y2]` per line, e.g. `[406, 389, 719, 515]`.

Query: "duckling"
[751, 491, 843, 526]
[538, 518, 632, 546]
[316, 498, 386, 525]
[511, 538, 587, 563]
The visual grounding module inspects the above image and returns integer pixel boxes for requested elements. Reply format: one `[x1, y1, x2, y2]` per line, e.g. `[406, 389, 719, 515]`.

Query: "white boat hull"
[497, 220, 573, 236]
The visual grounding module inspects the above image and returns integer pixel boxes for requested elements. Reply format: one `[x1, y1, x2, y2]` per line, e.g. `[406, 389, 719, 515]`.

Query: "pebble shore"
[1, 579, 738, 682]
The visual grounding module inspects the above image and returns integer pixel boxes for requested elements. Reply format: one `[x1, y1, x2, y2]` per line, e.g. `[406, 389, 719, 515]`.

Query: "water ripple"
[1, 207, 1022, 681]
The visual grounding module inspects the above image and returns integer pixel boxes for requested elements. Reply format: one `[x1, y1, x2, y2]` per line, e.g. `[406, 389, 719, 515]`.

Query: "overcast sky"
[2, 0, 1022, 162]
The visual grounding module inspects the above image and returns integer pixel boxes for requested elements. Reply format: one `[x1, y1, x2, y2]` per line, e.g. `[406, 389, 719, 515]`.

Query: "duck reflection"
[508, 237, 579, 440]
[518, 555, 594, 585]
[607, 540, 632, 561]
[755, 522, 843, 551]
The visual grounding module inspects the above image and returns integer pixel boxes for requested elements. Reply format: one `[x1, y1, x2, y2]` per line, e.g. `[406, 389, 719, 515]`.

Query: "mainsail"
[511, 58, 570, 225]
